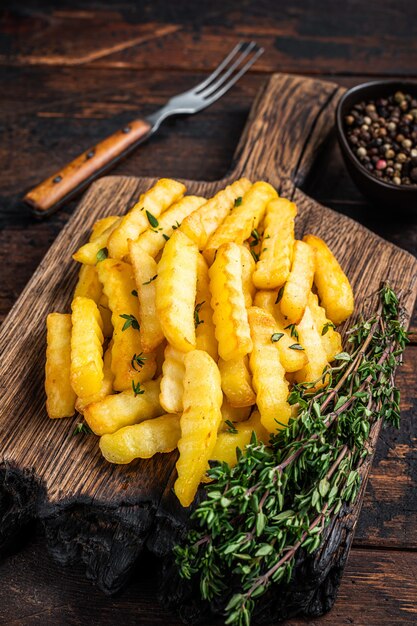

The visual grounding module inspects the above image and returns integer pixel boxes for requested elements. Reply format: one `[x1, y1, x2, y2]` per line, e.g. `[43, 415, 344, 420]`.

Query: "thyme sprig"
[174, 286, 408, 626]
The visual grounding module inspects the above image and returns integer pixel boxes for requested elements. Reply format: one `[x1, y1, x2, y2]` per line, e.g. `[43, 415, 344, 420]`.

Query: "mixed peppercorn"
[344, 91, 417, 186]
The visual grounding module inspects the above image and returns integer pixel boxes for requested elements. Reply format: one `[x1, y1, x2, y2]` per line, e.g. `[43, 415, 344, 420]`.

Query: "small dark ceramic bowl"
[336, 80, 417, 212]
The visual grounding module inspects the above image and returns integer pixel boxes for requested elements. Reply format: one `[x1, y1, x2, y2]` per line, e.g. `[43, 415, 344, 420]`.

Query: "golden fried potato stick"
[108, 178, 186, 260]
[195, 255, 218, 360]
[84, 378, 163, 435]
[156, 229, 198, 353]
[45, 313, 76, 418]
[280, 240, 315, 324]
[239, 245, 256, 308]
[210, 411, 269, 468]
[253, 198, 297, 289]
[90, 216, 120, 241]
[218, 355, 256, 407]
[75, 343, 114, 413]
[294, 305, 329, 390]
[248, 306, 291, 433]
[70, 297, 104, 398]
[159, 343, 185, 414]
[129, 241, 164, 353]
[74, 265, 102, 303]
[253, 290, 308, 373]
[220, 397, 252, 426]
[308, 292, 342, 361]
[303, 234, 354, 325]
[73, 217, 122, 265]
[204, 181, 278, 264]
[97, 293, 113, 338]
[209, 242, 253, 361]
[180, 178, 251, 249]
[134, 196, 206, 259]
[99, 413, 181, 464]
[175, 350, 223, 507]
[97, 259, 156, 390]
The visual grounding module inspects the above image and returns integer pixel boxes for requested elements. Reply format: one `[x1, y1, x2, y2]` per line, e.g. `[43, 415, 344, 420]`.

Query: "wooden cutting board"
[1, 74, 416, 618]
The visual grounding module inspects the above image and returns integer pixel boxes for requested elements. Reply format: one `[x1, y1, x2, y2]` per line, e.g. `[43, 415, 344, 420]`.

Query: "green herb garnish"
[72, 423, 93, 436]
[143, 274, 157, 285]
[224, 420, 238, 434]
[289, 343, 304, 350]
[120, 314, 140, 331]
[285, 323, 299, 340]
[131, 353, 147, 371]
[234, 196, 242, 207]
[194, 302, 205, 328]
[271, 333, 284, 343]
[146, 210, 159, 228]
[96, 247, 108, 263]
[275, 286, 284, 304]
[322, 321, 336, 335]
[131, 380, 145, 396]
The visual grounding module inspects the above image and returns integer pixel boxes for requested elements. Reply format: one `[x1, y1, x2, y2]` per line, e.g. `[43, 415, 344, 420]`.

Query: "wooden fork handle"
[24, 118, 152, 215]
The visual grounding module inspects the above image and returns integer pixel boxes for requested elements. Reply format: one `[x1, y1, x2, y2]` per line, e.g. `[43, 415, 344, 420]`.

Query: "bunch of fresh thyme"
[174, 286, 408, 626]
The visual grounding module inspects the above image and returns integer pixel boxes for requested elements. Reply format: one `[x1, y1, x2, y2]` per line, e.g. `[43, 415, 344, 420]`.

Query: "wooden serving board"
[1, 74, 416, 620]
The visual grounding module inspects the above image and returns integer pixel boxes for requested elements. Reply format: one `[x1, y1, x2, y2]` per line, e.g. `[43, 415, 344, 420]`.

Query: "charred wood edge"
[0, 460, 156, 595]
[154, 419, 382, 625]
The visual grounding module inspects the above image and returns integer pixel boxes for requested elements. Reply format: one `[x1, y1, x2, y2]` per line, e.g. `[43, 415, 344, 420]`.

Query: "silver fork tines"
[147, 42, 264, 131]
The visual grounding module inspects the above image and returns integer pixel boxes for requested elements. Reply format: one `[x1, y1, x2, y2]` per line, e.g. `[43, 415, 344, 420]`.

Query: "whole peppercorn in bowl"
[336, 80, 417, 212]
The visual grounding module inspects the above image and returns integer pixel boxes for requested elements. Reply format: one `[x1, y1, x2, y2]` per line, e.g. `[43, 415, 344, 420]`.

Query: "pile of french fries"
[45, 177, 354, 507]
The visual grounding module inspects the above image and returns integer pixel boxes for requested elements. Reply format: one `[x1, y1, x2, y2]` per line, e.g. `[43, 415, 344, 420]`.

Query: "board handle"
[230, 73, 344, 188]
[23, 118, 152, 216]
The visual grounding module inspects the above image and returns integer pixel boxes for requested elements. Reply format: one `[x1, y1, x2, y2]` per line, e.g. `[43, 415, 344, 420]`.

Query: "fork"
[24, 41, 264, 216]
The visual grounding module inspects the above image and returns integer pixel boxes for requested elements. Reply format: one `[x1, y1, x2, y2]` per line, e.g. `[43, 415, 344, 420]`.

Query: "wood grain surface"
[1, 1, 417, 624]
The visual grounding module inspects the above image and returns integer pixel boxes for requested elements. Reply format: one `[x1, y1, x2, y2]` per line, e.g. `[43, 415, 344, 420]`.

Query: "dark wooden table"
[1, 2, 416, 624]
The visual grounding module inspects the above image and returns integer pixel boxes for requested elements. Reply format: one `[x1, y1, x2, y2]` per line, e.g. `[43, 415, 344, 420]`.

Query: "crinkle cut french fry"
[220, 397, 252, 426]
[99, 413, 181, 464]
[75, 343, 114, 413]
[239, 245, 256, 308]
[195, 254, 218, 360]
[204, 181, 278, 264]
[45, 313, 76, 418]
[253, 290, 308, 373]
[211, 411, 269, 468]
[159, 344, 185, 414]
[253, 198, 297, 289]
[308, 292, 342, 361]
[70, 297, 104, 398]
[156, 230, 198, 353]
[97, 293, 113, 338]
[218, 356, 256, 408]
[90, 216, 120, 242]
[280, 240, 315, 324]
[108, 178, 186, 260]
[129, 241, 164, 353]
[303, 234, 354, 325]
[73, 217, 122, 265]
[180, 178, 251, 249]
[294, 305, 329, 390]
[248, 306, 291, 433]
[96, 259, 156, 390]
[209, 243, 252, 361]
[74, 264, 102, 303]
[174, 350, 223, 507]
[84, 378, 163, 435]
[135, 196, 206, 259]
